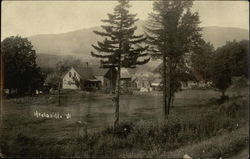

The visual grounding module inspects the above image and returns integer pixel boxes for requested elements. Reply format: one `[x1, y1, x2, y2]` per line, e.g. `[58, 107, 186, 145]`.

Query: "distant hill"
[29, 26, 102, 60]
[29, 21, 248, 57]
[202, 26, 249, 48]
[31, 21, 248, 70]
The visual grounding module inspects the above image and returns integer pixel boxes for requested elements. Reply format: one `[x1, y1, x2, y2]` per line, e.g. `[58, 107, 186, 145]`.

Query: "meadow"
[1, 88, 248, 158]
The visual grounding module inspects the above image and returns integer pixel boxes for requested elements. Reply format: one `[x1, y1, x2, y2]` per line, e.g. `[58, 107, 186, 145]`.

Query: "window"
[74, 72, 76, 77]
[69, 72, 71, 77]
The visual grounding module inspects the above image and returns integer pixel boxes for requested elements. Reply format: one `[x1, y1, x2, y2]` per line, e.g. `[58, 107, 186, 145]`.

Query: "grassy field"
[0, 88, 248, 157]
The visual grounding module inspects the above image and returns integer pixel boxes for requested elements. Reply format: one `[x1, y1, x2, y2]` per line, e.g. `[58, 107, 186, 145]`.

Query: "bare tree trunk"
[163, 53, 168, 121]
[171, 95, 174, 108]
[167, 57, 172, 115]
[167, 96, 172, 114]
[222, 90, 225, 98]
[114, 18, 123, 128]
[58, 81, 61, 106]
[110, 68, 113, 94]
[114, 65, 121, 128]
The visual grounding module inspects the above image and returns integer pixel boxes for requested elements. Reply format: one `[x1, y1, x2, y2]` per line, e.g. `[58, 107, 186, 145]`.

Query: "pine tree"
[145, 1, 203, 120]
[91, 0, 150, 128]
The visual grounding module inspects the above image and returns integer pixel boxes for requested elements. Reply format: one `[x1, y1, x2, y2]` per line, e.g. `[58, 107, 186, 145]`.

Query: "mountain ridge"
[31, 25, 248, 37]
[28, 21, 248, 58]
[29, 21, 248, 70]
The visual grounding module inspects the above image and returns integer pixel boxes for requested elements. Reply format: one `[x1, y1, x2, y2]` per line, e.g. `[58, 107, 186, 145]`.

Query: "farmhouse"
[62, 66, 136, 92]
[62, 67, 98, 90]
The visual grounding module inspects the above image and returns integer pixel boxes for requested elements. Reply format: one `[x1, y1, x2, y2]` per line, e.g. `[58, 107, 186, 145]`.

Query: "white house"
[62, 66, 117, 92]
[62, 67, 96, 89]
[62, 67, 82, 89]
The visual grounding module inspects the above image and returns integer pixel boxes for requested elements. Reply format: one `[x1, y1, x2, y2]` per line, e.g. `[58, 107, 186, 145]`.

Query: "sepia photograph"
[0, 0, 249, 158]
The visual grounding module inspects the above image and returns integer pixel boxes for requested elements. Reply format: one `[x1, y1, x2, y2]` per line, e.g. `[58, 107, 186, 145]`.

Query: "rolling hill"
[29, 20, 248, 69]
[202, 26, 248, 48]
[29, 21, 248, 56]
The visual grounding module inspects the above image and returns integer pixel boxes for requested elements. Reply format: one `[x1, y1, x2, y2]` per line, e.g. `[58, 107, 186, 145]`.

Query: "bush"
[219, 102, 239, 118]
[103, 122, 134, 138]
[126, 121, 159, 145]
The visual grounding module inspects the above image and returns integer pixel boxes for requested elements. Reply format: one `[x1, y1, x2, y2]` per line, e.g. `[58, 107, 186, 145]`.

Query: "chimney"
[86, 62, 89, 68]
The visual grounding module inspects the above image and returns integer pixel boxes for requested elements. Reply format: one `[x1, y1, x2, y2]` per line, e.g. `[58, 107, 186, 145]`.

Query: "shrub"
[220, 102, 236, 117]
[126, 121, 159, 145]
[160, 120, 182, 142]
[103, 122, 134, 138]
[219, 99, 247, 119]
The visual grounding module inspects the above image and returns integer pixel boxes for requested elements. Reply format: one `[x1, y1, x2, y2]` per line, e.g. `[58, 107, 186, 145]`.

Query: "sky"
[1, 1, 249, 40]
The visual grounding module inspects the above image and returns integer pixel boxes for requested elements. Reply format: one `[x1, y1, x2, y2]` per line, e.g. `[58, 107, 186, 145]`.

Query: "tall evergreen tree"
[145, 1, 203, 120]
[91, 0, 150, 128]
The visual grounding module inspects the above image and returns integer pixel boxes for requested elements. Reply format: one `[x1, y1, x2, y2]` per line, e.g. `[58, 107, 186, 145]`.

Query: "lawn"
[1, 89, 221, 133]
[0, 88, 248, 157]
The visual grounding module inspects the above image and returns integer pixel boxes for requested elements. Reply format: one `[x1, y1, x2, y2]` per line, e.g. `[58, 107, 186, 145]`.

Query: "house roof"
[61, 71, 69, 79]
[74, 67, 95, 80]
[92, 67, 109, 76]
[66, 66, 134, 80]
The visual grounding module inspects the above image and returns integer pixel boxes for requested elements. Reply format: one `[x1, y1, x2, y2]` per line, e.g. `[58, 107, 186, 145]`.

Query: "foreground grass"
[229, 146, 249, 159]
[1, 89, 248, 158]
[120, 125, 249, 158]
[163, 125, 248, 158]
